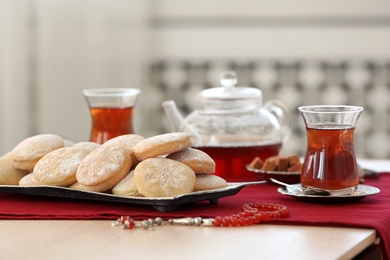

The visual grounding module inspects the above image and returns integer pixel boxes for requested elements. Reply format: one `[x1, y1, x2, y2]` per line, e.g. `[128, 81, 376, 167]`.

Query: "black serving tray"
[0, 181, 265, 212]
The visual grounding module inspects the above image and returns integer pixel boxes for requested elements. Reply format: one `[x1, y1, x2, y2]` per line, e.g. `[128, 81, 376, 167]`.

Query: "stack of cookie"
[0, 132, 228, 198]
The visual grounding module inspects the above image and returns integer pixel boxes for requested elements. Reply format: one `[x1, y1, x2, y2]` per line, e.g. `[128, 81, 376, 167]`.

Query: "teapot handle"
[263, 100, 292, 144]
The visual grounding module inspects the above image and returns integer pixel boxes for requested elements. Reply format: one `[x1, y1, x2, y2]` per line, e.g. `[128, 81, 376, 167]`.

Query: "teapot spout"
[162, 100, 201, 145]
[161, 100, 186, 133]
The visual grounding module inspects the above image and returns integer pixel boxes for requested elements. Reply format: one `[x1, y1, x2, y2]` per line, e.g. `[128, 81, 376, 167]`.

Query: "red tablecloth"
[1, 174, 389, 259]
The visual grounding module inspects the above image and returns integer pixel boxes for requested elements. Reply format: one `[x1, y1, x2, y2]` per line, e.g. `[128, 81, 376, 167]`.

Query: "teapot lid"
[198, 71, 262, 106]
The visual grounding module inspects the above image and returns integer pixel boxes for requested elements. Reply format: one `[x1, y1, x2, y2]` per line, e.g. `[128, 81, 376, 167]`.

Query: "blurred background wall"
[1, 0, 390, 159]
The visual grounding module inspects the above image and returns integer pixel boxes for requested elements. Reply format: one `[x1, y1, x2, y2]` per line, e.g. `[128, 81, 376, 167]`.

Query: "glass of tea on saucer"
[83, 88, 141, 144]
[298, 105, 363, 195]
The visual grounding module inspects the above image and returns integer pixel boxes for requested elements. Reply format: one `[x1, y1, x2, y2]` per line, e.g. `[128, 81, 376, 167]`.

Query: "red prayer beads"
[213, 202, 288, 227]
[113, 202, 288, 230]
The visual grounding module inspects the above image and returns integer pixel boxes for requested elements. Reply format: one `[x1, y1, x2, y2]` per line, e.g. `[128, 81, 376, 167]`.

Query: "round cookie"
[166, 148, 216, 173]
[104, 134, 144, 166]
[111, 170, 142, 197]
[0, 153, 30, 185]
[11, 134, 64, 171]
[193, 173, 228, 192]
[73, 142, 101, 154]
[19, 172, 40, 186]
[133, 132, 192, 161]
[33, 147, 89, 187]
[69, 182, 109, 192]
[134, 158, 196, 197]
[76, 143, 131, 192]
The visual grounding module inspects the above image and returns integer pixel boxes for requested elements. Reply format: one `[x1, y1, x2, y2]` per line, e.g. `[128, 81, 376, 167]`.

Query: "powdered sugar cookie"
[73, 141, 101, 154]
[166, 148, 215, 173]
[193, 173, 228, 192]
[33, 147, 89, 187]
[133, 132, 192, 161]
[104, 134, 144, 166]
[19, 172, 40, 186]
[76, 143, 131, 192]
[0, 153, 29, 185]
[11, 134, 64, 171]
[69, 182, 108, 192]
[111, 170, 142, 197]
[134, 157, 196, 197]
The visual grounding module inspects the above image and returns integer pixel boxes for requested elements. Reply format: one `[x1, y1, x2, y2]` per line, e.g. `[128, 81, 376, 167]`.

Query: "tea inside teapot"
[162, 71, 291, 182]
[194, 137, 282, 182]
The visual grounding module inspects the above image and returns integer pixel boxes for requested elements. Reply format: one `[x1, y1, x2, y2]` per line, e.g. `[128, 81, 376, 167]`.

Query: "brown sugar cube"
[266, 155, 280, 165]
[288, 162, 302, 172]
[277, 156, 289, 171]
[288, 154, 301, 166]
[266, 155, 280, 162]
[249, 157, 264, 169]
[261, 159, 277, 171]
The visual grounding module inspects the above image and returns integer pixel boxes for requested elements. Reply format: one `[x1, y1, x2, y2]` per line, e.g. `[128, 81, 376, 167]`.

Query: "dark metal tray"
[0, 181, 265, 212]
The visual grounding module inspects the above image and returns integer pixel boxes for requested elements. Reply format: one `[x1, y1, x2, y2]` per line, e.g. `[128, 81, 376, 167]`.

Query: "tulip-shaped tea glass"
[298, 105, 363, 194]
[83, 88, 141, 144]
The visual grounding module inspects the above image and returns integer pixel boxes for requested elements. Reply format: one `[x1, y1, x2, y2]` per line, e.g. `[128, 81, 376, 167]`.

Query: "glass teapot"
[162, 71, 291, 182]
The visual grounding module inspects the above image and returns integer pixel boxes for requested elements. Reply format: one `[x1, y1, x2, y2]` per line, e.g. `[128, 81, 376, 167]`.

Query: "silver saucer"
[278, 184, 380, 203]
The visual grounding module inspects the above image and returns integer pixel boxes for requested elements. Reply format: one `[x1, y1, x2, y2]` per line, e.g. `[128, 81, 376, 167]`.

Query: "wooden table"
[0, 159, 387, 260]
[0, 220, 377, 260]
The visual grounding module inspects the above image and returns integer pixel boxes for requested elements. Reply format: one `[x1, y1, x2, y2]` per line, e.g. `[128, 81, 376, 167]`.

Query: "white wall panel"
[0, 0, 32, 154]
[151, 27, 390, 60]
[154, 0, 390, 18]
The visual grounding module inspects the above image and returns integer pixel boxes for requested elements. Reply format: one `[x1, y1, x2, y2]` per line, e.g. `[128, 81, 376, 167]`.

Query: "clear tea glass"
[298, 105, 363, 194]
[83, 88, 141, 144]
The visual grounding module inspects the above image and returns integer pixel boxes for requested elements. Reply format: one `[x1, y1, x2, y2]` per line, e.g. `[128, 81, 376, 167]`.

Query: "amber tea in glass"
[298, 105, 363, 194]
[83, 88, 140, 144]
